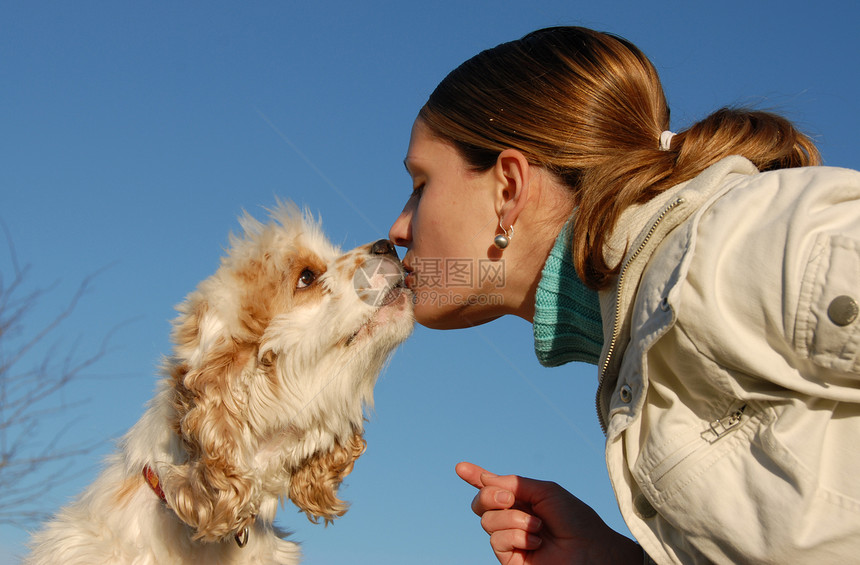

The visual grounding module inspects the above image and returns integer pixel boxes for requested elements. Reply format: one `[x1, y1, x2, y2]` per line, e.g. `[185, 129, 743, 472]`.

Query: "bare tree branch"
[0, 222, 112, 527]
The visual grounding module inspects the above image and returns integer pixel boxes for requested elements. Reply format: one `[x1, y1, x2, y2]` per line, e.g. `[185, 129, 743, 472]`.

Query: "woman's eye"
[411, 183, 424, 198]
[297, 268, 316, 289]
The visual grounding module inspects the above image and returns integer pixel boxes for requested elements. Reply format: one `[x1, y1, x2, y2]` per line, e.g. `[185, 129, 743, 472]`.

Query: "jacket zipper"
[700, 405, 747, 443]
[596, 197, 685, 433]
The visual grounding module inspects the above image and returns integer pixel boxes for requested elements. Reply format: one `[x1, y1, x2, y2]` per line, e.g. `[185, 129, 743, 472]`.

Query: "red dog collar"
[143, 465, 166, 501]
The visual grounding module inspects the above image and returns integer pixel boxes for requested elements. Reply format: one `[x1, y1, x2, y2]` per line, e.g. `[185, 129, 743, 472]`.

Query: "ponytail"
[576, 107, 821, 289]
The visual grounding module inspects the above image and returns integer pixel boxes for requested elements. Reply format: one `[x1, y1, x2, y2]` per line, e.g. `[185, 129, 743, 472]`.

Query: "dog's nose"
[370, 239, 398, 258]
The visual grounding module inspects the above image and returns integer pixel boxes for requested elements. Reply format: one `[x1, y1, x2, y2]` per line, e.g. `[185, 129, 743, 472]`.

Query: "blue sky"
[1, 1, 858, 563]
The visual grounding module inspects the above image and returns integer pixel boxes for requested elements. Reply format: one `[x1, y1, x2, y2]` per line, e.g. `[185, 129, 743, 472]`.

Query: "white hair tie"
[659, 130, 676, 151]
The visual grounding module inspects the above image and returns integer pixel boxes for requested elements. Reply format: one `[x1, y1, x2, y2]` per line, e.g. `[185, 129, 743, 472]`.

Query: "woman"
[388, 26, 860, 564]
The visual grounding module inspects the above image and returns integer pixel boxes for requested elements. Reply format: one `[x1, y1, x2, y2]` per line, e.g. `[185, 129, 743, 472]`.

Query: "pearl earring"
[493, 220, 514, 249]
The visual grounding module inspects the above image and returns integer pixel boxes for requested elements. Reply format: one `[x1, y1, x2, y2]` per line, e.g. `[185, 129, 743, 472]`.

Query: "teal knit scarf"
[533, 219, 603, 367]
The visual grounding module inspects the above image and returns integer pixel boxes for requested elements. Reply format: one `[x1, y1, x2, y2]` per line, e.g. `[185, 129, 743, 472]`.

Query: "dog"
[24, 203, 414, 564]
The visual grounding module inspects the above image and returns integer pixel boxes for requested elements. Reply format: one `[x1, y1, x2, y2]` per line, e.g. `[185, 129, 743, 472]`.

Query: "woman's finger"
[480, 508, 542, 536]
[471, 484, 515, 516]
[480, 472, 560, 508]
[489, 527, 543, 553]
[455, 461, 497, 489]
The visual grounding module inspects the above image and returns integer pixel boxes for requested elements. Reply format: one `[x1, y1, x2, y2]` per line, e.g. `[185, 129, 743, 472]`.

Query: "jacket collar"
[596, 156, 760, 431]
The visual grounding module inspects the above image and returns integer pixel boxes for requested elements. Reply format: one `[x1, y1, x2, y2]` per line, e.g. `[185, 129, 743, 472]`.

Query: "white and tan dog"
[25, 203, 413, 564]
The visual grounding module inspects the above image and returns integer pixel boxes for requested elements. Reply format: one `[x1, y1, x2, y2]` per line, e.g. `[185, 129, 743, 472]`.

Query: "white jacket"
[597, 157, 860, 564]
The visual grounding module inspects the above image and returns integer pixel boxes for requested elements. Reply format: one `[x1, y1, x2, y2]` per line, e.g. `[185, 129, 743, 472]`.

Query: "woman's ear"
[493, 148, 532, 228]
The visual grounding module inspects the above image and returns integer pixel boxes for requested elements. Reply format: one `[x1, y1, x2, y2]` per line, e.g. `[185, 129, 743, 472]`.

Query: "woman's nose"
[388, 205, 412, 248]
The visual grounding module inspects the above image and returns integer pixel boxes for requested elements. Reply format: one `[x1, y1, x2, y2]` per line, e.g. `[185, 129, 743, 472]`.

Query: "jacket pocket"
[795, 233, 860, 374]
[634, 404, 755, 501]
[636, 402, 860, 562]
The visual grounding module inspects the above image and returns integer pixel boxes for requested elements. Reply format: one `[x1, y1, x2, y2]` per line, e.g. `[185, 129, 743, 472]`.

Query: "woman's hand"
[455, 462, 643, 565]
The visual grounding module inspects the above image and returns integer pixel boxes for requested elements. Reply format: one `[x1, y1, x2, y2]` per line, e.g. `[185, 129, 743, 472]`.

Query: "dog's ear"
[164, 303, 259, 541]
[289, 432, 367, 525]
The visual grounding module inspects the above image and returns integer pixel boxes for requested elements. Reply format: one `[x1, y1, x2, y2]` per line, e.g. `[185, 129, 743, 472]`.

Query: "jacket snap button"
[619, 384, 633, 403]
[828, 295, 859, 327]
[634, 493, 657, 519]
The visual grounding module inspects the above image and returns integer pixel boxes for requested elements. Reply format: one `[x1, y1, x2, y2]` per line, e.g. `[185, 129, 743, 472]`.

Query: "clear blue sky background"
[1, 1, 858, 563]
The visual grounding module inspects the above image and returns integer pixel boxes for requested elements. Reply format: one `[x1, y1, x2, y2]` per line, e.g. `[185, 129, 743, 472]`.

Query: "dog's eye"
[296, 268, 317, 289]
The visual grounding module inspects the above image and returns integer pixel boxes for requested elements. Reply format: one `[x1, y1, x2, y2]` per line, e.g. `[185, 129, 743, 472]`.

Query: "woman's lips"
[401, 262, 415, 289]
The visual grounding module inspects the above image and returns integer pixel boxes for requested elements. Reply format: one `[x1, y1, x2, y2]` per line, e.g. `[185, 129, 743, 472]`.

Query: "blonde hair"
[419, 26, 820, 289]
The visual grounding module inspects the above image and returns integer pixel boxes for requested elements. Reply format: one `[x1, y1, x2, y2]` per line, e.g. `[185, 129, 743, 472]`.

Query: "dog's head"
[161, 202, 413, 541]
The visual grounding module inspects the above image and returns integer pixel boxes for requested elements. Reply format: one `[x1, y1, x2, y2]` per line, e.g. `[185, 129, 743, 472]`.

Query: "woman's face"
[389, 119, 506, 329]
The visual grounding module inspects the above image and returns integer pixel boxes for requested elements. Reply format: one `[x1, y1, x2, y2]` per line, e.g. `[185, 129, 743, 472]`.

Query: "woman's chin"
[412, 296, 503, 330]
